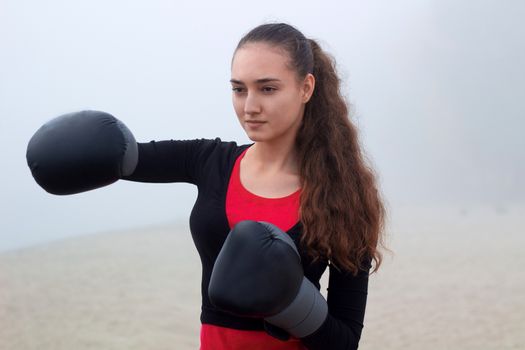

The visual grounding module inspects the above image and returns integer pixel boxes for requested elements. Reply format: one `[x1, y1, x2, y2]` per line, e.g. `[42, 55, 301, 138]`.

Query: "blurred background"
[0, 0, 523, 250]
[0, 1, 523, 349]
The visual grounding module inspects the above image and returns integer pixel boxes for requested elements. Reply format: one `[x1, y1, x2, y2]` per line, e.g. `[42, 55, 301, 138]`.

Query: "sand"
[1, 206, 524, 350]
[362, 205, 525, 350]
[0, 224, 202, 350]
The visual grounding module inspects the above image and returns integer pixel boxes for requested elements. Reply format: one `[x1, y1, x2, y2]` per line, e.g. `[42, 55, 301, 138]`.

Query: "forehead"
[231, 43, 295, 82]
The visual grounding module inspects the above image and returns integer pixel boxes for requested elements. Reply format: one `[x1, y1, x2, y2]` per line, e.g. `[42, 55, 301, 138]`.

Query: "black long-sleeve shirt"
[122, 137, 370, 350]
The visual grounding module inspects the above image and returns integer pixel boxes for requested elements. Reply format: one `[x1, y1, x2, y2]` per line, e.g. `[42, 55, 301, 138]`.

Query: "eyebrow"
[230, 78, 282, 85]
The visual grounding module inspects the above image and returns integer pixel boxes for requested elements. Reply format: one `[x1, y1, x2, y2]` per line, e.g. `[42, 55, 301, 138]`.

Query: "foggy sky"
[1, 0, 524, 251]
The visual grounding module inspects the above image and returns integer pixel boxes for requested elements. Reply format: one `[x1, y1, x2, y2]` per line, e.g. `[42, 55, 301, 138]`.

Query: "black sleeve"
[121, 138, 222, 184]
[300, 260, 371, 350]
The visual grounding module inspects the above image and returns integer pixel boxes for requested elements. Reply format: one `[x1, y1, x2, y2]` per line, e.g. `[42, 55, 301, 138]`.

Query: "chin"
[246, 135, 264, 142]
[244, 130, 267, 142]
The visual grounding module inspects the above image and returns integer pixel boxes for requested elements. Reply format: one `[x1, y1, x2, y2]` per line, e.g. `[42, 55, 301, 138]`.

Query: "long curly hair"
[235, 23, 388, 276]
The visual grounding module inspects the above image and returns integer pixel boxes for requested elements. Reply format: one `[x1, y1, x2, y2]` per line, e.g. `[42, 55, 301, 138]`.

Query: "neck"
[246, 138, 300, 175]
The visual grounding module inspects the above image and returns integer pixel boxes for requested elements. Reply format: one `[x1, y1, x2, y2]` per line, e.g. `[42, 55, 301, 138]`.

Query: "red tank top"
[200, 146, 305, 350]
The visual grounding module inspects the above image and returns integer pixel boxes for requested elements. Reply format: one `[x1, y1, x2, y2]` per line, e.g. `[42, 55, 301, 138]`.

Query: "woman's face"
[230, 42, 314, 144]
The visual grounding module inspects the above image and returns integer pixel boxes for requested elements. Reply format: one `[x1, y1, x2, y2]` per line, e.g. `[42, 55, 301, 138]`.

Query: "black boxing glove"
[208, 220, 328, 338]
[26, 110, 138, 195]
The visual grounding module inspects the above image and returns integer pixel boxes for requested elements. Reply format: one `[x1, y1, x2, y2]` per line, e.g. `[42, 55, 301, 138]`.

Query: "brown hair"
[236, 23, 388, 275]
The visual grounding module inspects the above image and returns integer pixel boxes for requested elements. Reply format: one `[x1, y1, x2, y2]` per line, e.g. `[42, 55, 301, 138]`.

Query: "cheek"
[272, 92, 302, 118]
[232, 97, 243, 117]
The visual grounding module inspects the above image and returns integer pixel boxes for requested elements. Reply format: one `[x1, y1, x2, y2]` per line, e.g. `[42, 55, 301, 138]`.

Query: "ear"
[301, 73, 315, 104]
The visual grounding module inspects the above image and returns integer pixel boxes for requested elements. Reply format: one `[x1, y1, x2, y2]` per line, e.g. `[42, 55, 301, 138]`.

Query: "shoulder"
[189, 138, 252, 184]
[192, 137, 251, 162]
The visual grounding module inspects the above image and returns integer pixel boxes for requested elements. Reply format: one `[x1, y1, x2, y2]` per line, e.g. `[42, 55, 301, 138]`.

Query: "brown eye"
[262, 87, 276, 93]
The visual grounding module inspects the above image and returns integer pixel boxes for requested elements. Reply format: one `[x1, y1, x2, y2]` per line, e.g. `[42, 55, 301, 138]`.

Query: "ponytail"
[297, 38, 387, 274]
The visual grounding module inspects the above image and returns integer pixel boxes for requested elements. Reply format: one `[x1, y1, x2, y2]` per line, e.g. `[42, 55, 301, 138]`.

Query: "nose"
[244, 92, 262, 115]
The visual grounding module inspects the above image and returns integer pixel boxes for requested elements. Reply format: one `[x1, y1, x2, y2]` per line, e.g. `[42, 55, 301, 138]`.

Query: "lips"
[245, 120, 266, 129]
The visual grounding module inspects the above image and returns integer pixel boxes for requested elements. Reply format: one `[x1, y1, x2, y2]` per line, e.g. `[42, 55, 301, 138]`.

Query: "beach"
[1, 205, 524, 349]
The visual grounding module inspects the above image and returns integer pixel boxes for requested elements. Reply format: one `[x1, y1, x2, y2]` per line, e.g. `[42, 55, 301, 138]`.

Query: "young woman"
[27, 22, 386, 350]
[125, 22, 386, 350]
